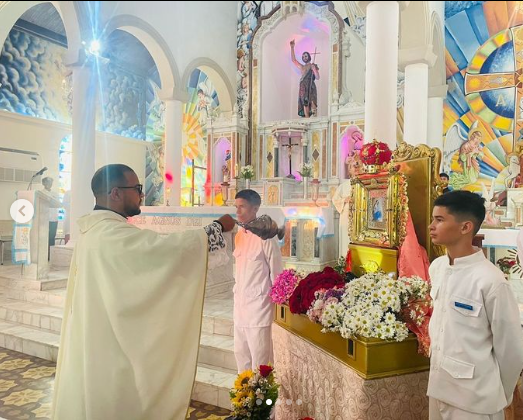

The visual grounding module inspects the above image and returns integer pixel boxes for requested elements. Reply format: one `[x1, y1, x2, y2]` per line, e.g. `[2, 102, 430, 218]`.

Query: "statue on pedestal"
[290, 40, 320, 118]
[222, 165, 231, 183]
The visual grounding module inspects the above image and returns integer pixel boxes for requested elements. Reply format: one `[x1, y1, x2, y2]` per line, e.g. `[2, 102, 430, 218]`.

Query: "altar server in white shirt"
[233, 189, 283, 372]
[428, 190, 523, 419]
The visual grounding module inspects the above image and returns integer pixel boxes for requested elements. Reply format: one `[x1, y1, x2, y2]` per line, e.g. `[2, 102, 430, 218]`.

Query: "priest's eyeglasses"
[113, 184, 143, 195]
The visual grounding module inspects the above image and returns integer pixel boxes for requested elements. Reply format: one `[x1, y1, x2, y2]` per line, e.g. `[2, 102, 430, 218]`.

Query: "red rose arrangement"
[289, 267, 345, 314]
[359, 139, 392, 170]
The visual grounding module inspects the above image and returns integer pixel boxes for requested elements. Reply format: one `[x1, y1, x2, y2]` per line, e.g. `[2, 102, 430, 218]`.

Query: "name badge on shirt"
[454, 301, 474, 311]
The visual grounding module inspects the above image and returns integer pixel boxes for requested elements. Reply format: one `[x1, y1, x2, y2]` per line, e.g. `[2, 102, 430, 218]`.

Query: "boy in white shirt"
[428, 190, 523, 419]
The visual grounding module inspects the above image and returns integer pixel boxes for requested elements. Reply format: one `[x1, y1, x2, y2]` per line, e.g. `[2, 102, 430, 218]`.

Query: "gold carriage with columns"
[275, 141, 444, 379]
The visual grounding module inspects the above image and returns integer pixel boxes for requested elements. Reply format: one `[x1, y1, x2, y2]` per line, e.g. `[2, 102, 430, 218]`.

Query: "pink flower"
[270, 269, 301, 304]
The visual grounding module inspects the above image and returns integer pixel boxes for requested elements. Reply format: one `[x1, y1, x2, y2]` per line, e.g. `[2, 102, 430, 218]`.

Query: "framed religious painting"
[349, 170, 408, 248]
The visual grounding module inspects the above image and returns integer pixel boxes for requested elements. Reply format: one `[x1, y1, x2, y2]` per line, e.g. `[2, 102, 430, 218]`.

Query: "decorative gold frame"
[392, 142, 445, 260]
[349, 170, 408, 248]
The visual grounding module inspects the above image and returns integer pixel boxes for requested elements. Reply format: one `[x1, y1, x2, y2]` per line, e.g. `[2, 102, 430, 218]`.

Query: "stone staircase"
[0, 265, 236, 410]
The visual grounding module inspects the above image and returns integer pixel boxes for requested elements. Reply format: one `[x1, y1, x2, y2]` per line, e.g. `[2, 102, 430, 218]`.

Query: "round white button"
[10, 199, 34, 224]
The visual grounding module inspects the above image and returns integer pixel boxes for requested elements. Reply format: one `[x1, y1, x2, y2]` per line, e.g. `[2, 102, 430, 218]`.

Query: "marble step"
[198, 332, 236, 371]
[0, 320, 59, 362]
[0, 298, 63, 333]
[193, 363, 235, 410]
[0, 301, 236, 371]
[0, 266, 68, 291]
[0, 294, 234, 338]
[3, 287, 66, 308]
[202, 313, 234, 337]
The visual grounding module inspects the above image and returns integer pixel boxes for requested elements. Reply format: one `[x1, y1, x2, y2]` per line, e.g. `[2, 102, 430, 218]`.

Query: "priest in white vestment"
[52, 164, 234, 420]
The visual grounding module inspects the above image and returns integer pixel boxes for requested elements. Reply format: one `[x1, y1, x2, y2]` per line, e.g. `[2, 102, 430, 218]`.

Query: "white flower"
[384, 312, 396, 324]
[240, 165, 254, 179]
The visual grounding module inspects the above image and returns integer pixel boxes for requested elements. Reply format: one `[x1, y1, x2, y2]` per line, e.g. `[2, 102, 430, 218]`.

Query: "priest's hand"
[217, 214, 235, 232]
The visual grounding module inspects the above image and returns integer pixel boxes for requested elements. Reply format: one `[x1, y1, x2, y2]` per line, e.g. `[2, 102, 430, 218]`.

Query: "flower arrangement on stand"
[315, 273, 432, 356]
[240, 165, 255, 179]
[229, 365, 279, 420]
[240, 165, 254, 189]
[298, 162, 314, 178]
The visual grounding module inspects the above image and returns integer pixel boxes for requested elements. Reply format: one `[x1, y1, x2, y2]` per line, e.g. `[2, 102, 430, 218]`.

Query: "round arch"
[181, 58, 235, 113]
[0, 1, 81, 52]
[103, 14, 181, 94]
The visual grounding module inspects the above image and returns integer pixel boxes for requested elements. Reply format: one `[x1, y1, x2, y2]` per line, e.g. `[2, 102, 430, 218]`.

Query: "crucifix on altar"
[281, 135, 301, 179]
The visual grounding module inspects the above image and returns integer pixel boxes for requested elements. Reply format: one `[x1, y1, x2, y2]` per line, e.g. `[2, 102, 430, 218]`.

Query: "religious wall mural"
[0, 28, 71, 123]
[0, 27, 149, 140]
[1, 25, 165, 205]
[444, 1, 523, 197]
[181, 69, 220, 206]
[97, 64, 146, 139]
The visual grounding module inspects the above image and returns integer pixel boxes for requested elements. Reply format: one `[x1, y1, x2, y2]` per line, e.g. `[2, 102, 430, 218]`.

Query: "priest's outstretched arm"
[203, 214, 235, 268]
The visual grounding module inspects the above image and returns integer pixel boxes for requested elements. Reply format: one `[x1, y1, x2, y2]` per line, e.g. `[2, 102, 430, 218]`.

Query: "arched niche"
[260, 13, 330, 122]
[250, 2, 344, 159]
[213, 137, 232, 184]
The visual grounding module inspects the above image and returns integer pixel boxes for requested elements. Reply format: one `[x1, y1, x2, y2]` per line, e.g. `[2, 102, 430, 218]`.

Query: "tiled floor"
[0, 347, 232, 419]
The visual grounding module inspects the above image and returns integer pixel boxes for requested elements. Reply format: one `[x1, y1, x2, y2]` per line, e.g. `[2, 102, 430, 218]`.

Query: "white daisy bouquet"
[318, 272, 430, 343]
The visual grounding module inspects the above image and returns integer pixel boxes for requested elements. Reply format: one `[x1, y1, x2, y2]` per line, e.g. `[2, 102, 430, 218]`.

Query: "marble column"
[69, 57, 97, 242]
[357, 1, 408, 148]
[161, 91, 185, 206]
[400, 45, 436, 145]
[404, 63, 429, 144]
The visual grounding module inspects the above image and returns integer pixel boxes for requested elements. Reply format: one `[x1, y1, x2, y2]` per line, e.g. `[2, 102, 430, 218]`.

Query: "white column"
[427, 95, 444, 150]
[163, 98, 183, 206]
[70, 63, 97, 242]
[358, 1, 403, 148]
[404, 62, 429, 144]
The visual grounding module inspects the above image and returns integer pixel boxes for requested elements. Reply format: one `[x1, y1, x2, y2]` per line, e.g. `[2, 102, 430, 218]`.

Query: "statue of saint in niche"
[290, 39, 320, 118]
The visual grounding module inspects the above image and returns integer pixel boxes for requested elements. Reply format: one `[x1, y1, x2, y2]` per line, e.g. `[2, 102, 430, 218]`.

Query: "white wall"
[260, 13, 330, 122]
[95, 133, 147, 184]
[346, 28, 365, 104]
[0, 110, 147, 220]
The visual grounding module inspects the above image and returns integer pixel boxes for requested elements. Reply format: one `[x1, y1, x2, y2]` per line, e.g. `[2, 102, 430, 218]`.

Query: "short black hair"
[91, 164, 135, 198]
[433, 190, 485, 235]
[439, 172, 449, 178]
[235, 189, 261, 207]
